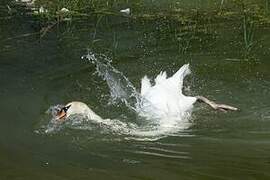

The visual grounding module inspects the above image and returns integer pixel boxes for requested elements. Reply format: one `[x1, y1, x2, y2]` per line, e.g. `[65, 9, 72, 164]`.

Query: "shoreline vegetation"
[2, 0, 270, 61]
[9, 0, 270, 23]
[9, 1, 270, 21]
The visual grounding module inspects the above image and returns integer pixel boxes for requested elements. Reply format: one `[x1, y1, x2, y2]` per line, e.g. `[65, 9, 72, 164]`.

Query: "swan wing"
[167, 64, 190, 93]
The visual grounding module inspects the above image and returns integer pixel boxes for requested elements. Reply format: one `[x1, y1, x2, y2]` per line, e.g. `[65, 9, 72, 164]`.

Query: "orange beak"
[55, 104, 71, 121]
[56, 110, 66, 121]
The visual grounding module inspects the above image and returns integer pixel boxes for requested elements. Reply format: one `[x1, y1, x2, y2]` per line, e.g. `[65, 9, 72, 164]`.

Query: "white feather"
[139, 64, 196, 118]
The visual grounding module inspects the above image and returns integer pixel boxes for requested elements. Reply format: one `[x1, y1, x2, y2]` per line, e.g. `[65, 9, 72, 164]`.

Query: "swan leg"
[196, 96, 238, 112]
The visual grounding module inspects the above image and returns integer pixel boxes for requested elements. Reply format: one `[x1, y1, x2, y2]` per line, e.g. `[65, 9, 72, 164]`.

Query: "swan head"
[55, 101, 91, 121]
[55, 104, 71, 121]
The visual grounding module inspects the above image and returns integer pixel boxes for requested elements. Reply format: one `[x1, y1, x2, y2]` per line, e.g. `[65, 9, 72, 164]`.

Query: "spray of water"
[83, 52, 141, 111]
[39, 52, 195, 140]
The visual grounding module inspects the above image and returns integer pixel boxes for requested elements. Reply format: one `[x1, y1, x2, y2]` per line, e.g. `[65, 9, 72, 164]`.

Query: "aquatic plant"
[243, 13, 255, 55]
[5, 0, 270, 63]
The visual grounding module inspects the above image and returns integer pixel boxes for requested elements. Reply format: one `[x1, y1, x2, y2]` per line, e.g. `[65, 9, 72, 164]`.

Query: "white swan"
[54, 64, 237, 122]
[138, 64, 237, 119]
[138, 64, 197, 118]
[55, 101, 102, 122]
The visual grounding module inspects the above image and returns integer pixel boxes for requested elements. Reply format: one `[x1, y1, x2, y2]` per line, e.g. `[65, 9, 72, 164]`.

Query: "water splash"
[39, 52, 195, 141]
[39, 106, 191, 141]
[35, 104, 67, 134]
[83, 52, 194, 138]
[83, 52, 141, 111]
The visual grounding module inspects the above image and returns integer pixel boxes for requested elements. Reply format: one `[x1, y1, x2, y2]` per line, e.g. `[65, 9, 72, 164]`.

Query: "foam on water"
[39, 52, 196, 140]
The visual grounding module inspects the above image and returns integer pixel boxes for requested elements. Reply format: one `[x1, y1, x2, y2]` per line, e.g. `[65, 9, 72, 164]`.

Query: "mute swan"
[53, 64, 237, 122]
[55, 101, 102, 122]
[139, 64, 237, 118]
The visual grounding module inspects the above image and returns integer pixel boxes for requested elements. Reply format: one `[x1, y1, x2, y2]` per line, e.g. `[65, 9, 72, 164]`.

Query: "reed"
[243, 13, 255, 53]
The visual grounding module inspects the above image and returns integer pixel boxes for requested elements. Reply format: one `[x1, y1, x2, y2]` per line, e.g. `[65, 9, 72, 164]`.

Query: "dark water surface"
[1, 1, 270, 180]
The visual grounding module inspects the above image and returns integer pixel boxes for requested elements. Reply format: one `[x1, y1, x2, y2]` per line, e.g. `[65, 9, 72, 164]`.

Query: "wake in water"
[39, 52, 197, 140]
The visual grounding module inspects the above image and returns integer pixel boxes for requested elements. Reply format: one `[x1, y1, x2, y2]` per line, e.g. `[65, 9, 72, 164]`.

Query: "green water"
[1, 1, 270, 179]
